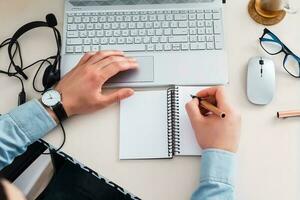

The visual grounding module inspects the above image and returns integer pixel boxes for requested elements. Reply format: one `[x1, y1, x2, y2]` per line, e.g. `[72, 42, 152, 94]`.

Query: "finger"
[98, 59, 138, 83]
[185, 98, 204, 125]
[197, 86, 227, 108]
[86, 51, 124, 65]
[77, 52, 96, 66]
[93, 56, 131, 70]
[101, 88, 134, 106]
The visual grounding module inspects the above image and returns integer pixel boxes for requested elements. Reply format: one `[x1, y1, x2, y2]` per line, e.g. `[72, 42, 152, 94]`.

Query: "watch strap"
[52, 102, 68, 122]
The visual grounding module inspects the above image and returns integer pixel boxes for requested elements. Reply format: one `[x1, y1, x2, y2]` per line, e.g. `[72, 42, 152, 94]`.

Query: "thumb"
[185, 98, 204, 125]
[102, 88, 134, 106]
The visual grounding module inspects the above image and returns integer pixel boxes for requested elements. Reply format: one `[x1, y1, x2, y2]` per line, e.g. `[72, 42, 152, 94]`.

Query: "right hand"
[185, 87, 241, 153]
[55, 51, 138, 117]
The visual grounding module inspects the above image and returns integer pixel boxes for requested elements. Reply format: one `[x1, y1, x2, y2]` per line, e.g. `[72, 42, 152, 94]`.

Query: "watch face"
[42, 90, 61, 107]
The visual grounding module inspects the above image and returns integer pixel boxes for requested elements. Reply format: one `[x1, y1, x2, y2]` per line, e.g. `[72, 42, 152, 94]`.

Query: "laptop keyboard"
[65, 9, 224, 53]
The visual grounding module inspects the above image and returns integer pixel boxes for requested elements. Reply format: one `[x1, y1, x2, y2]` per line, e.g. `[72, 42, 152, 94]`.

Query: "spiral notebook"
[119, 86, 203, 160]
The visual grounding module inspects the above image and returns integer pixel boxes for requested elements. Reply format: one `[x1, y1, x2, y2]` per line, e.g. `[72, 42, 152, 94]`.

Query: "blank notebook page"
[119, 90, 169, 159]
[177, 86, 204, 156]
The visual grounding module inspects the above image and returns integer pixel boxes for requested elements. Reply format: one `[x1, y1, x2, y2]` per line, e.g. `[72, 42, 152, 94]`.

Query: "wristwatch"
[41, 89, 68, 122]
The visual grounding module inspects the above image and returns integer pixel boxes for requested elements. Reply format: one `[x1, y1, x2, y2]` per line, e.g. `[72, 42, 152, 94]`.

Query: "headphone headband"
[7, 14, 60, 82]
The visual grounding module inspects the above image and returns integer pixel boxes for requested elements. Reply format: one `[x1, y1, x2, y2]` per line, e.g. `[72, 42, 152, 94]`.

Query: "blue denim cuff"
[200, 149, 236, 186]
[8, 99, 57, 142]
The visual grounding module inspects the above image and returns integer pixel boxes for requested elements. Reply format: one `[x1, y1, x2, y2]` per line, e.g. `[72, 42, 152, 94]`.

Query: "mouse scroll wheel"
[259, 60, 264, 65]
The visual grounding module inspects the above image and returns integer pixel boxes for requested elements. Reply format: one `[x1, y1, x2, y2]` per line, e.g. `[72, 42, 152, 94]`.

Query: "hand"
[55, 51, 138, 117]
[185, 87, 241, 153]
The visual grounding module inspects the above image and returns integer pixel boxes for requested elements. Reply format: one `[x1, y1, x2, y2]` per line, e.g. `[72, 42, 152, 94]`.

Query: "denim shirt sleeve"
[0, 99, 56, 170]
[191, 149, 236, 200]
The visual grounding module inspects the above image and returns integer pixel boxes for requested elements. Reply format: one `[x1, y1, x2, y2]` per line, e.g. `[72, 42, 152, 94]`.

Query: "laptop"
[61, 0, 228, 87]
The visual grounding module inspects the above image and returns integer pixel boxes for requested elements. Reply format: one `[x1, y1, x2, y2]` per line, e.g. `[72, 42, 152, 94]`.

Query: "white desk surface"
[1, 1, 300, 199]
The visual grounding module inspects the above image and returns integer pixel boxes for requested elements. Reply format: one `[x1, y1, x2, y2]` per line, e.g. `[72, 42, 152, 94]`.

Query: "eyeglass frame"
[259, 28, 300, 78]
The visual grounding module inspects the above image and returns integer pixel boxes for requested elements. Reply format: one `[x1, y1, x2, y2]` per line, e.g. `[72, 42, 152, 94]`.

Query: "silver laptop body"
[61, 0, 228, 87]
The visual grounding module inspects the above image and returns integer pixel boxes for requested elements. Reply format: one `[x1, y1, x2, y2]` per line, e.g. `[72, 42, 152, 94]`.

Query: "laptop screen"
[69, 0, 213, 6]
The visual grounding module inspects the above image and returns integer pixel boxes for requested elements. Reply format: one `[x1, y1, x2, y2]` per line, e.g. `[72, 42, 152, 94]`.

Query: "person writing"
[0, 51, 241, 200]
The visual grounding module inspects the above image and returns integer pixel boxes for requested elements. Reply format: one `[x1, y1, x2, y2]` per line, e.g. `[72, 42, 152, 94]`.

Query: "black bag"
[0, 140, 141, 200]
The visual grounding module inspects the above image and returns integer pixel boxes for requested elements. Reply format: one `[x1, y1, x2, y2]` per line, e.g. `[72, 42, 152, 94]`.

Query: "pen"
[191, 95, 226, 119]
[277, 110, 300, 119]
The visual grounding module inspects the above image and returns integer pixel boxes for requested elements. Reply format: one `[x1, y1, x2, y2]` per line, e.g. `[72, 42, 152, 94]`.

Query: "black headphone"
[0, 13, 61, 105]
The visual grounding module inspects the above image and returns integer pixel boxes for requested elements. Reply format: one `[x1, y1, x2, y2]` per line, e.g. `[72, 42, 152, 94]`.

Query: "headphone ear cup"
[43, 65, 60, 90]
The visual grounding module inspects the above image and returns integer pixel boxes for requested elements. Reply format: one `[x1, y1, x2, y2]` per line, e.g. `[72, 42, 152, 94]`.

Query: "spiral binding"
[167, 86, 180, 157]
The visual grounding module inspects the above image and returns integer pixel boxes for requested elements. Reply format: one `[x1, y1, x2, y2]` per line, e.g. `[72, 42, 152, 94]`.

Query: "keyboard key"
[189, 21, 196, 27]
[213, 13, 221, 20]
[78, 23, 85, 30]
[182, 43, 189, 50]
[214, 20, 222, 34]
[79, 31, 87, 37]
[189, 28, 197, 35]
[196, 13, 204, 20]
[169, 36, 188, 43]
[82, 16, 89, 23]
[170, 21, 178, 28]
[207, 42, 214, 50]
[189, 35, 197, 42]
[205, 28, 213, 34]
[166, 14, 173, 21]
[91, 16, 98, 22]
[174, 14, 187, 20]
[92, 38, 99, 44]
[155, 44, 163, 51]
[91, 45, 99, 51]
[86, 23, 93, 30]
[172, 43, 181, 51]
[122, 30, 130, 36]
[173, 28, 188, 35]
[198, 28, 205, 34]
[178, 21, 188, 28]
[188, 14, 196, 20]
[126, 37, 134, 44]
[197, 21, 205, 27]
[109, 38, 117, 44]
[147, 44, 155, 51]
[157, 14, 165, 21]
[66, 46, 74, 53]
[160, 36, 168, 43]
[151, 36, 159, 43]
[67, 24, 77, 31]
[100, 38, 108, 44]
[101, 44, 146, 52]
[75, 46, 82, 53]
[67, 38, 82, 45]
[155, 29, 163, 36]
[205, 13, 212, 19]
[99, 16, 106, 22]
[67, 17, 73, 23]
[190, 43, 206, 50]
[83, 45, 91, 52]
[118, 37, 126, 44]
[164, 44, 172, 51]
[205, 21, 213, 27]
[67, 31, 79, 38]
[88, 30, 95, 37]
[96, 30, 104, 37]
[74, 16, 81, 23]
[198, 35, 206, 42]
[84, 38, 91, 45]
[135, 37, 142, 44]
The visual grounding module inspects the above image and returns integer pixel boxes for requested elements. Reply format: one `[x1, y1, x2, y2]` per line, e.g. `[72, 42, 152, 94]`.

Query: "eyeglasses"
[259, 28, 300, 78]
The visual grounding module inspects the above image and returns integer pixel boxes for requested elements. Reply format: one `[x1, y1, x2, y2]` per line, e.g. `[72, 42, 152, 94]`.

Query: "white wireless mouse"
[247, 56, 275, 105]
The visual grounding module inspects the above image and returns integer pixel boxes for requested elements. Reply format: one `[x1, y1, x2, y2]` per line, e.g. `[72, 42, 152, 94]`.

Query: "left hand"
[55, 51, 138, 117]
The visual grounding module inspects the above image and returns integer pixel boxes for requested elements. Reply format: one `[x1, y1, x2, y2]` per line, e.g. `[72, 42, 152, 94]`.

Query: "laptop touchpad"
[108, 56, 154, 83]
